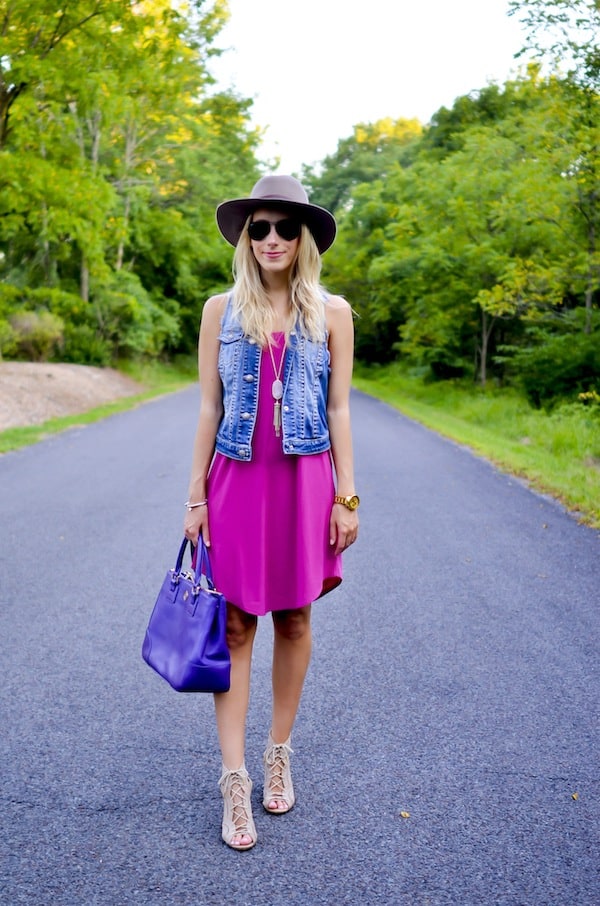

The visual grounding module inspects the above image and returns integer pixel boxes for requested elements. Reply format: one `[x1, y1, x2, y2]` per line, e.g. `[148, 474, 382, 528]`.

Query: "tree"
[509, 0, 600, 333]
[325, 72, 595, 389]
[0, 0, 262, 360]
[0, 0, 124, 148]
[509, 0, 600, 91]
[302, 117, 422, 214]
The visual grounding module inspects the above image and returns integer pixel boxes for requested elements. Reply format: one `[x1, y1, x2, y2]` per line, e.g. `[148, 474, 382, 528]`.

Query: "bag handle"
[174, 537, 216, 590]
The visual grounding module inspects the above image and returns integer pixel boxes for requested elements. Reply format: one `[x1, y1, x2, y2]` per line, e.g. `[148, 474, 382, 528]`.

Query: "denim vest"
[215, 295, 331, 461]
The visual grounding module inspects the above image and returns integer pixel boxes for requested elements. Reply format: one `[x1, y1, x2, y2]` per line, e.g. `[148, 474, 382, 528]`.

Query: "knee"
[273, 607, 311, 642]
[226, 605, 257, 651]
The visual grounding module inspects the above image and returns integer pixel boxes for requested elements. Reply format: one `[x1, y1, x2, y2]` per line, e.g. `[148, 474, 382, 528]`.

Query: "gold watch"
[334, 494, 360, 511]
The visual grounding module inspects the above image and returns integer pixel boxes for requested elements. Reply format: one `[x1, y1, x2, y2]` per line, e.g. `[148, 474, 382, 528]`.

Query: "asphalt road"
[1, 387, 598, 906]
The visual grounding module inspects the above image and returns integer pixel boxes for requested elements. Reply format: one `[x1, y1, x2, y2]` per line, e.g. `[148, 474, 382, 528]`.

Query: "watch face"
[348, 495, 359, 510]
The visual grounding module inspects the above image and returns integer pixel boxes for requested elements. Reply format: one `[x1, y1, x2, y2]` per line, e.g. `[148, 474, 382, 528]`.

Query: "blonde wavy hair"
[230, 215, 327, 346]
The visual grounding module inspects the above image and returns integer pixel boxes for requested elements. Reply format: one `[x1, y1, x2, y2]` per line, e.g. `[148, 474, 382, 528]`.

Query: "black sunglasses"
[248, 218, 302, 242]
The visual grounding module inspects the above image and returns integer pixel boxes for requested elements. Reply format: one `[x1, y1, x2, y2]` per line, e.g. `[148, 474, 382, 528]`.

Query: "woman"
[184, 175, 359, 851]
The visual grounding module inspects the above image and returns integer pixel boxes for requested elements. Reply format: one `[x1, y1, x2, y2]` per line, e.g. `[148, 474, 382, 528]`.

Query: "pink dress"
[206, 332, 342, 616]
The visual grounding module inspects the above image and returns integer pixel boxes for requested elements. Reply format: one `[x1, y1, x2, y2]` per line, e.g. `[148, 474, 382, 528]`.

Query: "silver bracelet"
[185, 499, 208, 511]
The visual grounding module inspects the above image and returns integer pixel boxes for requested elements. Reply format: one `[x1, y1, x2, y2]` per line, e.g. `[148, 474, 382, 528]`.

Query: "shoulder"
[198, 294, 229, 345]
[324, 292, 349, 311]
[324, 293, 353, 330]
[203, 293, 229, 317]
[201, 293, 228, 327]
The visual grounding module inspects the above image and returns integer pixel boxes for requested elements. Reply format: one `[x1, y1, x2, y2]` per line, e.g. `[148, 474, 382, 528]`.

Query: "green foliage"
[313, 61, 599, 399]
[5, 310, 64, 361]
[502, 319, 600, 406]
[302, 118, 422, 213]
[91, 271, 181, 359]
[509, 0, 600, 91]
[1, 0, 598, 410]
[0, 0, 261, 359]
[0, 277, 180, 364]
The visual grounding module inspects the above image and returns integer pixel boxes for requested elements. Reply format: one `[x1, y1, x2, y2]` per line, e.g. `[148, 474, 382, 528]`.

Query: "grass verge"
[0, 358, 197, 455]
[353, 363, 600, 529]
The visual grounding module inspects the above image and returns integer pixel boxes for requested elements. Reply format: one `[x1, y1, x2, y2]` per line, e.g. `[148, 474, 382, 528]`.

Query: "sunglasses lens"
[248, 221, 271, 241]
[276, 219, 301, 240]
[248, 219, 301, 241]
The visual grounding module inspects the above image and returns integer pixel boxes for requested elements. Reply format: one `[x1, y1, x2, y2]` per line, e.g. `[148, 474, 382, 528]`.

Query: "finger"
[329, 516, 337, 548]
[201, 515, 211, 548]
[334, 530, 347, 556]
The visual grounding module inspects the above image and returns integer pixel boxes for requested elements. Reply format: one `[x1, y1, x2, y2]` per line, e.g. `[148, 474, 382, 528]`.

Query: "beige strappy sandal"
[219, 767, 257, 851]
[263, 733, 295, 814]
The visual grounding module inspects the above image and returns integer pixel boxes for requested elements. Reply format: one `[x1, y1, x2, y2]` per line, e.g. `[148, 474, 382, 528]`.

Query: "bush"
[91, 271, 180, 358]
[60, 324, 111, 366]
[0, 278, 180, 364]
[510, 331, 600, 407]
[8, 310, 64, 361]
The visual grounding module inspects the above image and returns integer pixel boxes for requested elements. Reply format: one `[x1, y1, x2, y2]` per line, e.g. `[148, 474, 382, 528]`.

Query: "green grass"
[353, 362, 600, 528]
[0, 358, 197, 455]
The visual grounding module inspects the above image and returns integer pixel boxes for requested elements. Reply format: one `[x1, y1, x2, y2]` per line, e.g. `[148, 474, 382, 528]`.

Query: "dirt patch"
[0, 361, 143, 431]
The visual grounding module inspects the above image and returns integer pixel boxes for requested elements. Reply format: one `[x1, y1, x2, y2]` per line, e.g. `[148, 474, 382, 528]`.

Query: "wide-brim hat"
[216, 174, 337, 254]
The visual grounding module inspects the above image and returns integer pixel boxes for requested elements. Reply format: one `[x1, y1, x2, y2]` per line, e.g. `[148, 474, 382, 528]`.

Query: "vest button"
[244, 373, 254, 382]
[241, 412, 250, 420]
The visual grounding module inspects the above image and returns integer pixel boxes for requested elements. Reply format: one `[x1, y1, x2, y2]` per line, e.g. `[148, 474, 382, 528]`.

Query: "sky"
[210, 0, 529, 174]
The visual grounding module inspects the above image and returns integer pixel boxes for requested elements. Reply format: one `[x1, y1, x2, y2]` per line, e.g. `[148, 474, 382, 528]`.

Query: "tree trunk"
[115, 120, 137, 271]
[80, 260, 90, 303]
[480, 309, 488, 387]
[116, 193, 131, 271]
[479, 308, 497, 387]
[584, 219, 595, 335]
[0, 83, 23, 149]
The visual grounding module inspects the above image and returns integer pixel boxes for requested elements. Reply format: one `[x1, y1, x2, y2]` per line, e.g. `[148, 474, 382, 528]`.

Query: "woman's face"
[248, 207, 300, 276]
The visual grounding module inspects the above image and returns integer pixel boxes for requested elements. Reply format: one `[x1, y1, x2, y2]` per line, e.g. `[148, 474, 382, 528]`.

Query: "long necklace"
[267, 338, 286, 437]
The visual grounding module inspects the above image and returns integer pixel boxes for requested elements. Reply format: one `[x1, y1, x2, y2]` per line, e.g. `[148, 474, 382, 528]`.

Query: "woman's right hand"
[184, 506, 210, 548]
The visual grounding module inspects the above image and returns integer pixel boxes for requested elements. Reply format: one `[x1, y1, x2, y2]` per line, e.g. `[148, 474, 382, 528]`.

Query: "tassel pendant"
[273, 400, 282, 437]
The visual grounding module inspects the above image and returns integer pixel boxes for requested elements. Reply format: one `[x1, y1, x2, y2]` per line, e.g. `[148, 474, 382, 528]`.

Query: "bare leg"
[267, 605, 312, 811]
[214, 603, 257, 848]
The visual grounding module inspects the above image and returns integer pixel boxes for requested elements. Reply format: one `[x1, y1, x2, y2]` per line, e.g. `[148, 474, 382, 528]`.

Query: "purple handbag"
[142, 537, 230, 693]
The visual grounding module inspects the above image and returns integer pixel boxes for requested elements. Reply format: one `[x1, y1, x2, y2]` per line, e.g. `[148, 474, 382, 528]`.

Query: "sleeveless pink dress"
[206, 332, 342, 616]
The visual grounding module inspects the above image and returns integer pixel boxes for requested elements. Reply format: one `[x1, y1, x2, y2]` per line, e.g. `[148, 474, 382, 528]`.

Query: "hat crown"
[250, 175, 309, 206]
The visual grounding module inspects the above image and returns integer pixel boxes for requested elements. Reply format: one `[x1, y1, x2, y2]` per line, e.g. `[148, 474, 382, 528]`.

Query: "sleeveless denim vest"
[215, 295, 331, 461]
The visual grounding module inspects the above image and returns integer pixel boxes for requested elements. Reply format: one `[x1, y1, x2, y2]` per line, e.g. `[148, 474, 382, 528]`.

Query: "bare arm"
[184, 294, 226, 546]
[326, 295, 359, 555]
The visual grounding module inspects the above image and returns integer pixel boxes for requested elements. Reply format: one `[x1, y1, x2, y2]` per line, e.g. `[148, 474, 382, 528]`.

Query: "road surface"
[1, 387, 598, 905]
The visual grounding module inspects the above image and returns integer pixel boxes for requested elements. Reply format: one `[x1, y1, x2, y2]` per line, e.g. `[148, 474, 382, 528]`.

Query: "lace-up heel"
[263, 732, 295, 814]
[219, 767, 257, 850]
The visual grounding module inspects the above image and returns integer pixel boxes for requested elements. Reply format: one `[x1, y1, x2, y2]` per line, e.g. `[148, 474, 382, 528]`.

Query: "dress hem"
[223, 575, 342, 617]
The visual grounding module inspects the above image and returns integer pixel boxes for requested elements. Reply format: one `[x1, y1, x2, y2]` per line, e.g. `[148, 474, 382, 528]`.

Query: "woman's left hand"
[329, 505, 359, 556]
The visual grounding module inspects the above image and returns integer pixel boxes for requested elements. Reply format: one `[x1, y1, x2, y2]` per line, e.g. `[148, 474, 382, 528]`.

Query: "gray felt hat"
[216, 174, 337, 253]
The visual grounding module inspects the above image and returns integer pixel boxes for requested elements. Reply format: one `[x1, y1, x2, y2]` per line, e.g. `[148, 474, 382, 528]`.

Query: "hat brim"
[216, 198, 337, 254]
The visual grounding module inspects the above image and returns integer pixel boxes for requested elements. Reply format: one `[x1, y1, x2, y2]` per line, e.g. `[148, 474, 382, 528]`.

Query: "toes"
[232, 833, 253, 847]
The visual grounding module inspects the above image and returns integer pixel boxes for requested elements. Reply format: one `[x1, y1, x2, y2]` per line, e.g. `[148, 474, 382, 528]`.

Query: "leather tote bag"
[142, 537, 230, 693]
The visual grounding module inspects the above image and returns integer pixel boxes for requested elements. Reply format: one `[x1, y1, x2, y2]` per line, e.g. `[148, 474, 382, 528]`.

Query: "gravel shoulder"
[0, 361, 143, 431]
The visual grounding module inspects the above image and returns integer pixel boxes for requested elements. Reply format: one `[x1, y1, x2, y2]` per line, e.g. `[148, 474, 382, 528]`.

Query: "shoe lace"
[221, 770, 252, 834]
[265, 742, 292, 799]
